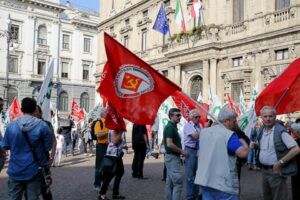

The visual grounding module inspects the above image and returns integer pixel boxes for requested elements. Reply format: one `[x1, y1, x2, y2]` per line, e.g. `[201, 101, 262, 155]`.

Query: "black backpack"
[90, 119, 104, 140]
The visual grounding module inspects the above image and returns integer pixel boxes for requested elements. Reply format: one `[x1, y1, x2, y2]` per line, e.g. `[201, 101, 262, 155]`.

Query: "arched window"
[59, 91, 68, 112]
[190, 75, 203, 100]
[7, 88, 18, 106]
[37, 25, 47, 45]
[80, 92, 89, 112]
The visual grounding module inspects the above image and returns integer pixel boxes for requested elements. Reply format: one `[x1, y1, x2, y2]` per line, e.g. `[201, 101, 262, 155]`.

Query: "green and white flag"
[175, 0, 186, 32]
[208, 86, 222, 118]
[87, 102, 102, 120]
[197, 91, 203, 103]
[238, 108, 257, 137]
[158, 99, 173, 144]
[239, 89, 246, 115]
[37, 59, 54, 121]
[247, 83, 258, 111]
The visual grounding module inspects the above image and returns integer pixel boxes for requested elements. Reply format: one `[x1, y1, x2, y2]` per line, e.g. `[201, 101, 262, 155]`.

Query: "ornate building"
[0, 0, 98, 113]
[96, 0, 300, 105]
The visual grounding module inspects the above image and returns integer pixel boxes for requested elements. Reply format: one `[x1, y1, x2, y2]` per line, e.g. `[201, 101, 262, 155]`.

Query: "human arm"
[228, 134, 249, 158]
[166, 138, 188, 157]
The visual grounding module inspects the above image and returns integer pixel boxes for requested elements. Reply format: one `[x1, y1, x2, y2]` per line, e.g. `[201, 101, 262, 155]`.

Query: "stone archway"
[190, 75, 203, 100]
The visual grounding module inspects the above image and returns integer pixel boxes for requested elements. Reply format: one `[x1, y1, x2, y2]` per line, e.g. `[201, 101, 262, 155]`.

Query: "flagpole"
[178, 0, 189, 48]
[274, 88, 289, 110]
[180, 91, 224, 127]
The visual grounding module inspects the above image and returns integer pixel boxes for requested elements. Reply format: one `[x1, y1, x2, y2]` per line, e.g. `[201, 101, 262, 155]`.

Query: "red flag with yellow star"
[98, 33, 181, 125]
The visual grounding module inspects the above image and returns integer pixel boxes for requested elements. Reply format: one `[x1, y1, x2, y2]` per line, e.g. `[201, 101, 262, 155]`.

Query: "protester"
[71, 124, 79, 156]
[83, 118, 94, 155]
[131, 124, 149, 179]
[195, 107, 249, 200]
[159, 139, 167, 181]
[60, 115, 74, 156]
[54, 127, 64, 167]
[204, 119, 213, 128]
[34, 105, 57, 167]
[183, 109, 202, 200]
[94, 109, 109, 191]
[98, 130, 126, 200]
[1, 97, 52, 199]
[77, 123, 85, 154]
[163, 108, 189, 200]
[251, 106, 300, 200]
[247, 125, 258, 170]
[290, 123, 300, 200]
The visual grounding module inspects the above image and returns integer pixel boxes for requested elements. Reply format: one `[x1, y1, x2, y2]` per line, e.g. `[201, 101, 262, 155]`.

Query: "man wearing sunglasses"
[183, 109, 202, 200]
[163, 108, 189, 200]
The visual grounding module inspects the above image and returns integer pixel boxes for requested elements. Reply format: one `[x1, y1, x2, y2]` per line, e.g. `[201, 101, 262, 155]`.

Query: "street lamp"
[0, 14, 13, 109]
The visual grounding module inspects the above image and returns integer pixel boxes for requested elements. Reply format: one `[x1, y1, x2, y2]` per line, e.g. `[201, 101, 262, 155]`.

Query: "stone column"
[209, 58, 217, 95]
[174, 64, 181, 86]
[168, 66, 175, 82]
[202, 60, 209, 102]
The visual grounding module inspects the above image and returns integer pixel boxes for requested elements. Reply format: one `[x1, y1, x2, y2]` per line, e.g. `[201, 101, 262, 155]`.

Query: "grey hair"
[291, 123, 300, 134]
[189, 109, 200, 119]
[260, 106, 276, 115]
[217, 107, 237, 122]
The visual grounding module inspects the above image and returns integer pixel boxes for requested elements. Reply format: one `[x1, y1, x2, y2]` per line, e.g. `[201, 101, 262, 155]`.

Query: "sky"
[60, 0, 99, 13]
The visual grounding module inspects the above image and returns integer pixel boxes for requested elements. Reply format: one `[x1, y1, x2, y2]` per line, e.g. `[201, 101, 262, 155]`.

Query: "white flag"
[37, 59, 54, 121]
[238, 108, 257, 137]
[239, 89, 246, 115]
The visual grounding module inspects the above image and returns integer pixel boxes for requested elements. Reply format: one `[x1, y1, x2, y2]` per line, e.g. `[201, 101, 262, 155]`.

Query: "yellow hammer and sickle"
[124, 78, 140, 89]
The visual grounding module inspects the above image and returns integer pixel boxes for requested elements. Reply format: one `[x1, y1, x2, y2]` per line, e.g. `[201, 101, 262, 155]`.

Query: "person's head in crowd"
[21, 97, 37, 115]
[33, 105, 43, 119]
[189, 109, 201, 125]
[0, 97, 4, 113]
[295, 118, 300, 123]
[168, 108, 182, 124]
[57, 127, 63, 135]
[217, 107, 238, 131]
[260, 106, 276, 128]
[88, 118, 93, 123]
[290, 123, 300, 139]
[205, 119, 213, 128]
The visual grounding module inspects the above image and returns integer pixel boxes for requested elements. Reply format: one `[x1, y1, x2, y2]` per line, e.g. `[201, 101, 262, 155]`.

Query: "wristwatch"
[279, 159, 285, 165]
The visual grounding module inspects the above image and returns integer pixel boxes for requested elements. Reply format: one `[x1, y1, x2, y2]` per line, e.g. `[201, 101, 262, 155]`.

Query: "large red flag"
[71, 99, 84, 121]
[97, 33, 181, 125]
[105, 102, 127, 132]
[227, 94, 241, 117]
[171, 91, 209, 127]
[8, 98, 22, 121]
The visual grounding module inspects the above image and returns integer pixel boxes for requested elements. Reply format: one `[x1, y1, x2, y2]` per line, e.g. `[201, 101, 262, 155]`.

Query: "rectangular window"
[61, 62, 68, 78]
[125, 19, 130, 25]
[124, 35, 129, 48]
[164, 0, 170, 7]
[276, 0, 290, 10]
[233, 0, 244, 23]
[143, 10, 148, 17]
[83, 64, 89, 80]
[9, 57, 18, 73]
[62, 34, 70, 50]
[141, 29, 147, 51]
[231, 82, 243, 102]
[162, 70, 168, 77]
[10, 24, 19, 42]
[233, 57, 243, 67]
[37, 60, 46, 75]
[83, 38, 91, 52]
[275, 49, 289, 60]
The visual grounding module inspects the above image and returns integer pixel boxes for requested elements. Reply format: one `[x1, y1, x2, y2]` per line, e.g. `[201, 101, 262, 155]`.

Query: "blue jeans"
[165, 154, 183, 200]
[247, 148, 256, 165]
[184, 147, 200, 199]
[63, 134, 70, 155]
[202, 186, 238, 200]
[8, 173, 41, 200]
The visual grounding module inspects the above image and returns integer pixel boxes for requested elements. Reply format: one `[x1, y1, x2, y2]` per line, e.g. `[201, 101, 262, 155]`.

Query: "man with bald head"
[252, 106, 300, 200]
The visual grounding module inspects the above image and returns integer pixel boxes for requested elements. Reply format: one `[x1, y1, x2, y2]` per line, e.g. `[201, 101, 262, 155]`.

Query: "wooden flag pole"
[274, 88, 289, 110]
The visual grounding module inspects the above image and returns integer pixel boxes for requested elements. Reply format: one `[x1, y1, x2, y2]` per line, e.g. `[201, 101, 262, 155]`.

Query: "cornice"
[18, 0, 65, 12]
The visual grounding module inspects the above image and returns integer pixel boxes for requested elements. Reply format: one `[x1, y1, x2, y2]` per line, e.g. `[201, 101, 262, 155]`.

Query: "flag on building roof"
[189, 0, 201, 21]
[175, 0, 186, 32]
[97, 33, 181, 125]
[37, 59, 54, 121]
[153, 4, 169, 35]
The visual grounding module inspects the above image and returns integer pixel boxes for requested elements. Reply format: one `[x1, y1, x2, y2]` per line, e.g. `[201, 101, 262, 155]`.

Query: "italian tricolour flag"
[175, 0, 186, 32]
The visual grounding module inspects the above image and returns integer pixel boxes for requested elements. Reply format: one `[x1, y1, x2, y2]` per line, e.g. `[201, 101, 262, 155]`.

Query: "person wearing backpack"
[93, 108, 109, 191]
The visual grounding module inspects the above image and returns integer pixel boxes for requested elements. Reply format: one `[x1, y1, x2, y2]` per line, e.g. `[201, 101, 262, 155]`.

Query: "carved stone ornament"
[1, 1, 28, 10]
[165, 6, 175, 15]
[137, 17, 152, 27]
[119, 25, 133, 34]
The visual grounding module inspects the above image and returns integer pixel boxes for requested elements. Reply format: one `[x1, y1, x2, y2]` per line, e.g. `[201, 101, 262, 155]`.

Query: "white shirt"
[56, 134, 64, 149]
[259, 126, 297, 165]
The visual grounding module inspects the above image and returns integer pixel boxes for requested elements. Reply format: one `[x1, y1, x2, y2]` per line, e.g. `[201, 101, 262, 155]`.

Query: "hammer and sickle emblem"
[123, 76, 141, 90]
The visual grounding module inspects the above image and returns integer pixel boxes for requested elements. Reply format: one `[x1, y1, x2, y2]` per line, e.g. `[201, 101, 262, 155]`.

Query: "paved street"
[0, 152, 292, 200]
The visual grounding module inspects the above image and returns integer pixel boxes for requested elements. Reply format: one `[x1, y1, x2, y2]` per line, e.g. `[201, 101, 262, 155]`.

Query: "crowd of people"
[1, 97, 300, 200]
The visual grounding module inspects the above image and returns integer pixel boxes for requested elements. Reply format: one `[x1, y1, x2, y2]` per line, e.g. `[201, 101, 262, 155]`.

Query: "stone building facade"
[0, 0, 98, 113]
[96, 0, 300, 105]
